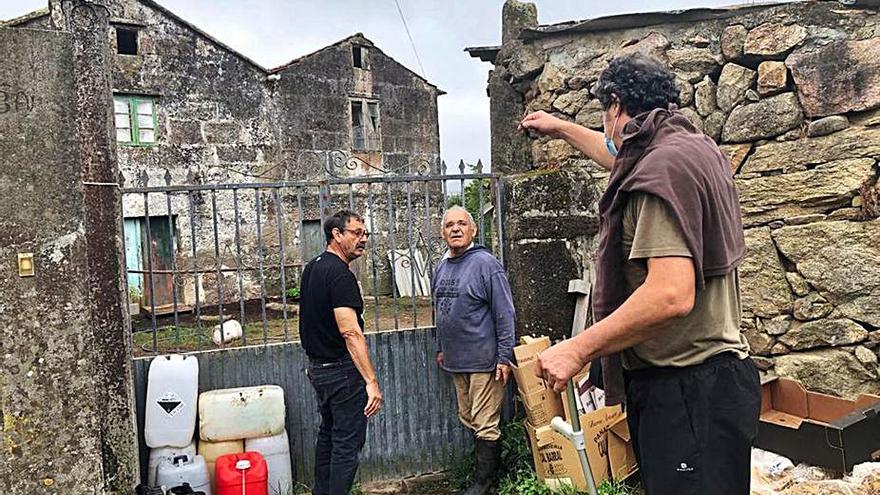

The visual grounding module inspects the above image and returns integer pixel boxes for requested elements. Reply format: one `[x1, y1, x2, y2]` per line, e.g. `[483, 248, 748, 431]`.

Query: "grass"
[444, 418, 640, 495]
[132, 296, 434, 356]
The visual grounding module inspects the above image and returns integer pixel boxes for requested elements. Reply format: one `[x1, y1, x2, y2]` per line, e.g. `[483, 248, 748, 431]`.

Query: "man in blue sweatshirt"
[433, 206, 516, 495]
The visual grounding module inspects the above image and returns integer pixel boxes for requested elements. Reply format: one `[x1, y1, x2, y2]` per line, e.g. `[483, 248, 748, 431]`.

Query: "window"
[301, 220, 324, 262]
[351, 101, 364, 149]
[352, 45, 368, 69]
[350, 100, 380, 151]
[116, 27, 138, 55]
[114, 96, 157, 145]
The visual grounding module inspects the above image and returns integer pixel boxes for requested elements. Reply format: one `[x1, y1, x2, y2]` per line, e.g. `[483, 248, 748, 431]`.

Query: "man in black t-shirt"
[300, 210, 382, 495]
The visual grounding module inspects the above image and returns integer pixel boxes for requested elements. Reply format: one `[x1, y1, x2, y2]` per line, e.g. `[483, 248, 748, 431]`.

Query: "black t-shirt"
[299, 252, 364, 360]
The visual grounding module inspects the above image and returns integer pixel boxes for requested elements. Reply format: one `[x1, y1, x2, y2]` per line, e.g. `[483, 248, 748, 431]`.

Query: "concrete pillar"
[0, 1, 138, 493]
[69, 0, 140, 492]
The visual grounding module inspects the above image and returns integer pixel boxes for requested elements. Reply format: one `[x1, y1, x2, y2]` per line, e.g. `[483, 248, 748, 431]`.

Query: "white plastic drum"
[198, 439, 244, 493]
[245, 430, 293, 495]
[148, 439, 196, 486]
[199, 385, 285, 442]
[155, 454, 212, 495]
[145, 354, 199, 448]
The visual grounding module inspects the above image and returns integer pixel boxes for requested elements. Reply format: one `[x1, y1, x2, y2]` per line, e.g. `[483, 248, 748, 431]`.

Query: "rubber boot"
[462, 438, 501, 495]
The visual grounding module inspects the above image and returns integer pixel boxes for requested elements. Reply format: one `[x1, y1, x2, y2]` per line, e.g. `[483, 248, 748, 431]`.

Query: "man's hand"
[364, 379, 383, 418]
[519, 111, 569, 138]
[435, 352, 444, 367]
[533, 338, 588, 393]
[495, 363, 511, 385]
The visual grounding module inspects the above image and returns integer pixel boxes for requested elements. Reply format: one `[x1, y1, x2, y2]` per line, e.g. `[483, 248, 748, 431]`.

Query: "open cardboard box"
[526, 404, 637, 489]
[756, 376, 880, 472]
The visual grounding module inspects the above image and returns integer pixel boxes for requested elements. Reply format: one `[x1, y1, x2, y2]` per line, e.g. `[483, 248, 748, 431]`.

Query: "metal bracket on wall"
[18, 253, 35, 277]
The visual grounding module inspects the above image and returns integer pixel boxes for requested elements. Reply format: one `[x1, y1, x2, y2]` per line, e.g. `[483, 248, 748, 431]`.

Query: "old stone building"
[468, 0, 880, 397]
[6, 0, 443, 309]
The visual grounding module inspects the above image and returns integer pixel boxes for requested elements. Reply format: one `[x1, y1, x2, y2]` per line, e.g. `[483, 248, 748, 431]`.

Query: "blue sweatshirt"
[433, 245, 516, 373]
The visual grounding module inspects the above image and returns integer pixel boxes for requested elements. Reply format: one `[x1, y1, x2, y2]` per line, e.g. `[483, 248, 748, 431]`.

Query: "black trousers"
[308, 359, 368, 495]
[625, 353, 761, 495]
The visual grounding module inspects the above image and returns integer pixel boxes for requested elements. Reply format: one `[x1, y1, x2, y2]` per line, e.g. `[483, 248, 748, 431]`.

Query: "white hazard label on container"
[157, 391, 184, 417]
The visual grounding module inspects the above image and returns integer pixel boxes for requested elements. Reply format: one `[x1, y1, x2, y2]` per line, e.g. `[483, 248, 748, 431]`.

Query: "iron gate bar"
[254, 188, 269, 345]
[210, 189, 226, 342]
[406, 181, 417, 327]
[422, 180, 436, 327]
[232, 188, 247, 345]
[120, 172, 498, 193]
[273, 188, 290, 341]
[165, 191, 181, 347]
[122, 170, 505, 351]
[187, 191, 203, 351]
[126, 264, 303, 275]
[143, 192, 158, 351]
[385, 182, 399, 330]
[295, 186, 306, 285]
[367, 182, 381, 331]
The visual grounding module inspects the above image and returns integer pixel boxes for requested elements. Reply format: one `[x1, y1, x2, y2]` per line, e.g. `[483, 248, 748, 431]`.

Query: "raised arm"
[519, 110, 615, 171]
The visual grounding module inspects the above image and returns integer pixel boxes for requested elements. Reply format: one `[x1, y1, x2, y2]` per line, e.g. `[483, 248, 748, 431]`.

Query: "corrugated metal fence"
[133, 326, 483, 486]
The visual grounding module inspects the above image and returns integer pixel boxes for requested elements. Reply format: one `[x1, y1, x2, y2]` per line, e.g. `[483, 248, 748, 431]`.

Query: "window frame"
[352, 45, 368, 70]
[115, 26, 139, 56]
[350, 98, 380, 152]
[114, 95, 158, 147]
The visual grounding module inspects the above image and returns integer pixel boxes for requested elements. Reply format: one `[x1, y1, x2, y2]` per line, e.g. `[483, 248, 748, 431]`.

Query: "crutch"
[550, 278, 599, 495]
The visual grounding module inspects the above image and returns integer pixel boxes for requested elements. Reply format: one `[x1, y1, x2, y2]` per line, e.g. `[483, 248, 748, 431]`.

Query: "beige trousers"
[452, 372, 505, 441]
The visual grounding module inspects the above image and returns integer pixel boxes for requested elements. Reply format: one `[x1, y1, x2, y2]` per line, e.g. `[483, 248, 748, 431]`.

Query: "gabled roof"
[1, 7, 49, 28]
[128, 0, 269, 74]
[2, 0, 269, 73]
[270, 33, 444, 95]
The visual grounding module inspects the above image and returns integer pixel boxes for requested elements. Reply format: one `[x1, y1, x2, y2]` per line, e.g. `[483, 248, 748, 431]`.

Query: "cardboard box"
[607, 415, 638, 481]
[522, 388, 564, 427]
[514, 335, 551, 363]
[525, 404, 635, 489]
[512, 358, 547, 397]
[511, 336, 550, 396]
[755, 377, 880, 472]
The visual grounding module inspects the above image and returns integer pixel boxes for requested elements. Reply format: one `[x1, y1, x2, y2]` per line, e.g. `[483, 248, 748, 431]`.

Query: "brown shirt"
[620, 193, 749, 370]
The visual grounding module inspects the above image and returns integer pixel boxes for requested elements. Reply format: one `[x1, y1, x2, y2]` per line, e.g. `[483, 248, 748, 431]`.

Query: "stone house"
[5, 0, 443, 307]
[468, 0, 880, 397]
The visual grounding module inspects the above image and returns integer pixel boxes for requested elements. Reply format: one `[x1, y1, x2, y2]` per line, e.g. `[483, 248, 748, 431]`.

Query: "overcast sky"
[1, 0, 745, 169]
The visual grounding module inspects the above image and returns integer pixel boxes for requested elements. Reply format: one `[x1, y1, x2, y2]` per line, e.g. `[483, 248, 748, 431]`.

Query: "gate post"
[69, 1, 140, 491]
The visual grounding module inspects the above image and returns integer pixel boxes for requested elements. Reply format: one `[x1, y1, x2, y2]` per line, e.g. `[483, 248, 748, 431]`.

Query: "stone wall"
[7, 0, 444, 305]
[0, 2, 138, 491]
[486, 0, 880, 397]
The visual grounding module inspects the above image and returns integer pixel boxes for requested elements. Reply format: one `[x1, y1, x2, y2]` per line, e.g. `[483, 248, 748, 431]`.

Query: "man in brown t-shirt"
[520, 53, 761, 495]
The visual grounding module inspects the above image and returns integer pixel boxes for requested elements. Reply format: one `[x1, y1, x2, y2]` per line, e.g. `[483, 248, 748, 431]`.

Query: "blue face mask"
[605, 110, 620, 157]
[604, 136, 618, 157]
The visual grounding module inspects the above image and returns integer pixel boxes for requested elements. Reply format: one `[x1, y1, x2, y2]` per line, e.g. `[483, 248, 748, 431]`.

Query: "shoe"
[462, 438, 500, 495]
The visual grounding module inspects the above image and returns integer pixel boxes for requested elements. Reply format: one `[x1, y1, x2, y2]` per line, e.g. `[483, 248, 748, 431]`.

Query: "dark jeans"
[625, 353, 761, 495]
[307, 359, 368, 495]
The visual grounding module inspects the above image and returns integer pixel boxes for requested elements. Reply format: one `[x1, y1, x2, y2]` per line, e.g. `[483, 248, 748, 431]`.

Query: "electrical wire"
[393, 0, 426, 77]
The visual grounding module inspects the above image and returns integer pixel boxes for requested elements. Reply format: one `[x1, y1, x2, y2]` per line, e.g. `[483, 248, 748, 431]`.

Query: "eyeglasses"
[342, 228, 371, 239]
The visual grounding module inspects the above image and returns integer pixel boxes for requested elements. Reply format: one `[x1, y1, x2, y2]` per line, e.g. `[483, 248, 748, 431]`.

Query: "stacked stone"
[498, 1, 880, 397]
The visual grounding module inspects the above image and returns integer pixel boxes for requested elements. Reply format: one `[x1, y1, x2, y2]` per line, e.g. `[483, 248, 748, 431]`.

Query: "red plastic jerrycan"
[215, 452, 269, 495]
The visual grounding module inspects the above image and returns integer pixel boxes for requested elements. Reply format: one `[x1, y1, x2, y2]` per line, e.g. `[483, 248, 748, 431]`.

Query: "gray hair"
[441, 205, 476, 227]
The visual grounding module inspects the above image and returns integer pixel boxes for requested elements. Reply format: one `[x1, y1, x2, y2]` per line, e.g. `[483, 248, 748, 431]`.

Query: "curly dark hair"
[593, 53, 680, 117]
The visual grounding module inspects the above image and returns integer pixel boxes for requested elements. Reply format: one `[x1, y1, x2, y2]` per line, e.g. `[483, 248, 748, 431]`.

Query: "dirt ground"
[132, 295, 434, 356]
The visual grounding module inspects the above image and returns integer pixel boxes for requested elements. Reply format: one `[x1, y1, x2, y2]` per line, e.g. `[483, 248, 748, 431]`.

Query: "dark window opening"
[352, 45, 367, 69]
[117, 27, 139, 55]
[351, 101, 365, 150]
